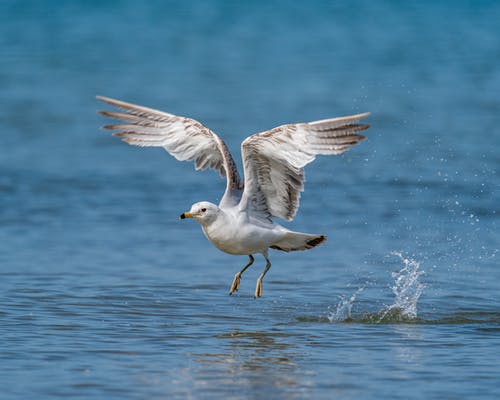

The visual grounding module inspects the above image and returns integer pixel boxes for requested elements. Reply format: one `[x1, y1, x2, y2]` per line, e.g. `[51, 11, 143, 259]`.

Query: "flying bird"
[97, 96, 370, 297]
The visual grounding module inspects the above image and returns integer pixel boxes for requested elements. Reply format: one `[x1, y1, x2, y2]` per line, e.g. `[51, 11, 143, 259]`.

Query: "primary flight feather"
[97, 95, 370, 297]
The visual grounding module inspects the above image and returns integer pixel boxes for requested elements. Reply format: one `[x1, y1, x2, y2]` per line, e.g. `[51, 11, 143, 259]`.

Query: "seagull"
[97, 96, 370, 298]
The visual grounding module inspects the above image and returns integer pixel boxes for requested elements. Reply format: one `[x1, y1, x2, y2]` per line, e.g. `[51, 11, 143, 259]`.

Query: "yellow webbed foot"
[254, 276, 263, 298]
[230, 272, 242, 295]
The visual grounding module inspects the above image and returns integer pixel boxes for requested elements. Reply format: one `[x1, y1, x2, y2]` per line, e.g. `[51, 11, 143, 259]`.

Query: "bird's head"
[179, 201, 219, 225]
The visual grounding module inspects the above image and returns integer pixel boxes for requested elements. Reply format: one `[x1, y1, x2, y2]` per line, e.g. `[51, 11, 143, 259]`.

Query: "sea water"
[1, 1, 499, 399]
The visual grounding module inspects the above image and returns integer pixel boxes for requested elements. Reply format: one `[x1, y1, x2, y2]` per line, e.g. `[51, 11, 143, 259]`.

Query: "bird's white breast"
[201, 209, 284, 255]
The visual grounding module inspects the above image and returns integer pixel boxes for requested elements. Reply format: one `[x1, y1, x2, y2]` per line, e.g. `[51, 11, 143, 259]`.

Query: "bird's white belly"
[202, 217, 283, 255]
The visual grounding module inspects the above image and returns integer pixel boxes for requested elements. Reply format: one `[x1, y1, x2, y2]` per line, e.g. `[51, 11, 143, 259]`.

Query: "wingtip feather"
[96, 95, 115, 105]
[357, 124, 370, 132]
[309, 112, 371, 127]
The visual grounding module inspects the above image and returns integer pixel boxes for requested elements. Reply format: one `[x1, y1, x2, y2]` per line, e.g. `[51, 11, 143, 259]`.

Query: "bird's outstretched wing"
[97, 96, 243, 206]
[239, 112, 370, 221]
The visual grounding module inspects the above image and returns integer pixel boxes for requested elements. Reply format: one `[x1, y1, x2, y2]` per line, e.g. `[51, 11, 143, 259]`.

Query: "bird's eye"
[201, 208, 207, 212]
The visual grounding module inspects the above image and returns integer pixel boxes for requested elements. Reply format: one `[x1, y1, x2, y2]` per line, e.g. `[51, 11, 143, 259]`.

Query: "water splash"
[375, 252, 426, 322]
[327, 252, 426, 324]
[328, 287, 364, 322]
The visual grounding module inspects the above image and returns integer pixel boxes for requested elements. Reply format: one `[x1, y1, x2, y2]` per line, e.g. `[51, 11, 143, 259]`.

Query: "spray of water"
[328, 287, 364, 322]
[328, 252, 426, 323]
[386, 251, 426, 319]
[370, 252, 426, 322]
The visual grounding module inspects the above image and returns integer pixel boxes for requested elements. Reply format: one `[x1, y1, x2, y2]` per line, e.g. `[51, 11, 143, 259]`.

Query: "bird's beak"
[179, 212, 193, 220]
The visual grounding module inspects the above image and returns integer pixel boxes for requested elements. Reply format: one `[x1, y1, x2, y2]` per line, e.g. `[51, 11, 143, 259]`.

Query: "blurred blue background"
[1, 1, 499, 399]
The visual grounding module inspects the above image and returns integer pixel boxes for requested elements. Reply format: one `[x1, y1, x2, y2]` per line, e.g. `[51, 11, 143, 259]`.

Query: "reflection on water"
[391, 325, 424, 365]
[188, 331, 309, 397]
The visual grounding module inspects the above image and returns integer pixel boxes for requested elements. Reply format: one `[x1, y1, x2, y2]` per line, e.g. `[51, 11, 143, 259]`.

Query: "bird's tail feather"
[270, 231, 327, 252]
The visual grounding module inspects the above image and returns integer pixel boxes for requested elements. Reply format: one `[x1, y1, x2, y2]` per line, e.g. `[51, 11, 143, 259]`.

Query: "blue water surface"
[1, 1, 499, 399]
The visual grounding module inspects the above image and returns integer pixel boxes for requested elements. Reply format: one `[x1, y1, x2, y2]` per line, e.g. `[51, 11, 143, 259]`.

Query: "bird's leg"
[230, 255, 254, 295]
[254, 254, 271, 298]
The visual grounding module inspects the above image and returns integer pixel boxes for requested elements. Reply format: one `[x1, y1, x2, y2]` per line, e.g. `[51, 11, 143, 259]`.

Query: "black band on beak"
[179, 213, 186, 219]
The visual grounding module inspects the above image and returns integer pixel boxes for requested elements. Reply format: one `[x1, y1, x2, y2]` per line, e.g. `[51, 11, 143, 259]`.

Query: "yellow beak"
[179, 211, 193, 219]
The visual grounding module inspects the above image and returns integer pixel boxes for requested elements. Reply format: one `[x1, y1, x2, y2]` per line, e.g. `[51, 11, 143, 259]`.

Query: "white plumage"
[97, 95, 370, 297]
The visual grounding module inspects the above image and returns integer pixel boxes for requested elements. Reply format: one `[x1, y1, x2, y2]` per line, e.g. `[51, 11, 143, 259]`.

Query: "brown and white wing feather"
[97, 96, 243, 206]
[240, 112, 370, 221]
